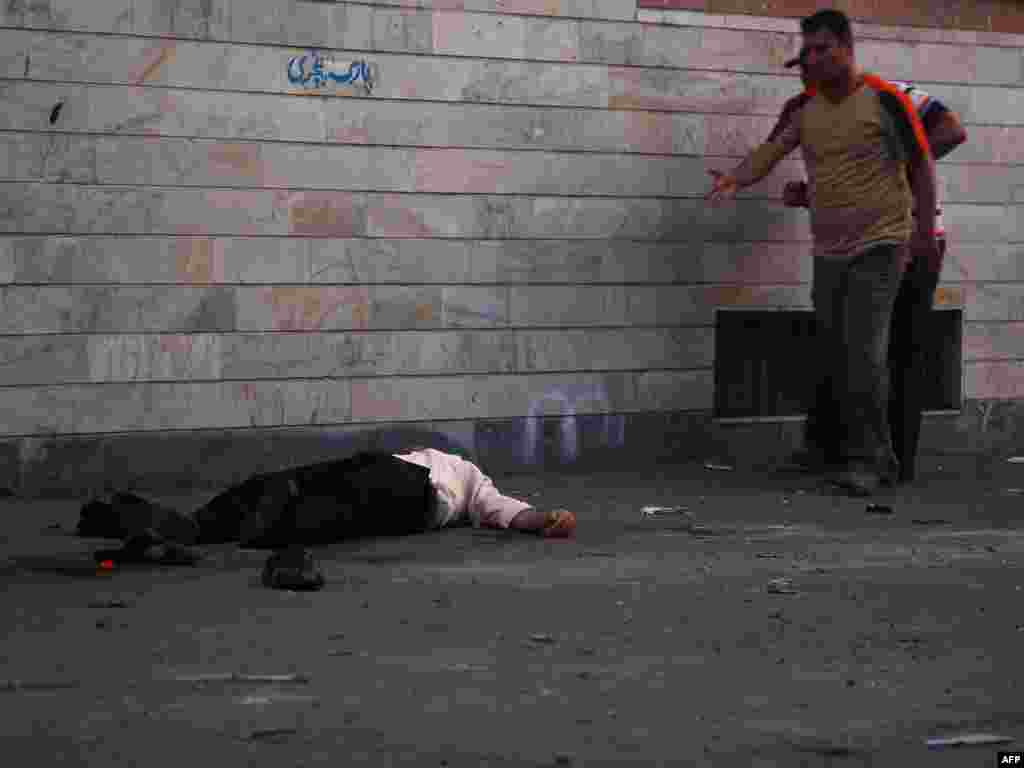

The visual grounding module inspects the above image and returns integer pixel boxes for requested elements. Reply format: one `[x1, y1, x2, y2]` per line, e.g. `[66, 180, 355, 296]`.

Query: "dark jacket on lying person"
[79, 452, 435, 549]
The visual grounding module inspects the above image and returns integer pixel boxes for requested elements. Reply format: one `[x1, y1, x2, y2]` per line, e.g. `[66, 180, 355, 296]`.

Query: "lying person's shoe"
[830, 467, 880, 497]
[93, 528, 202, 566]
[261, 546, 325, 591]
[78, 492, 199, 544]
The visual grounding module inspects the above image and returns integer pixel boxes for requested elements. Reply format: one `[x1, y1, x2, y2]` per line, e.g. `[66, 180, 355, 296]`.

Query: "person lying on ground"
[80, 448, 576, 587]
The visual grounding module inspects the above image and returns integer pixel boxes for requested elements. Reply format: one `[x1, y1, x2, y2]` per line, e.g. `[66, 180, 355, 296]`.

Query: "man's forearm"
[732, 156, 768, 189]
[910, 156, 938, 234]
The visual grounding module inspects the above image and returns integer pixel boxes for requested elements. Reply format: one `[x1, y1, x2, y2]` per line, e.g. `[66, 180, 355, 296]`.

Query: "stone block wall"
[0, 0, 1022, 493]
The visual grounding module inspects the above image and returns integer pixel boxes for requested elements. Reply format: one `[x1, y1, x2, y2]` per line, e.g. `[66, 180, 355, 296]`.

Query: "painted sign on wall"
[287, 52, 375, 92]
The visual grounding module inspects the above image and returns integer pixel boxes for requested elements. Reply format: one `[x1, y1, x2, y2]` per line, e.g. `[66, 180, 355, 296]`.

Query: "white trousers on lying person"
[393, 449, 532, 530]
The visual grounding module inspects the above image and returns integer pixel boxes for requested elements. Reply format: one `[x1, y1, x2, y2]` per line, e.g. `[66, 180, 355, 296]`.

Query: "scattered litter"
[95, 618, 112, 630]
[926, 733, 1014, 749]
[1007, 457, 1024, 464]
[327, 650, 354, 657]
[642, 506, 693, 518]
[246, 727, 299, 743]
[0, 679, 80, 693]
[704, 463, 734, 472]
[173, 673, 310, 684]
[49, 101, 64, 125]
[756, 552, 782, 559]
[790, 741, 864, 757]
[327, 632, 345, 640]
[577, 550, 616, 558]
[88, 599, 130, 609]
[577, 647, 596, 656]
[239, 694, 318, 705]
[911, 519, 952, 525]
[529, 633, 555, 644]
[554, 754, 573, 766]
[1003, 488, 1024, 495]
[686, 523, 738, 537]
[866, 504, 894, 515]
[766, 578, 800, 595]
[442, 663, 488, 673]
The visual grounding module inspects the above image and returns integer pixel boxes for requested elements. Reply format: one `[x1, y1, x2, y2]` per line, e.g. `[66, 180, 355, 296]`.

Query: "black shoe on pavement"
[261, 546, 325, 591]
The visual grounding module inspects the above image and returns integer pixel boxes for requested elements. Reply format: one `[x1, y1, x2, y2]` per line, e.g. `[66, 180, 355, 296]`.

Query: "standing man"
[707, 9, 940, 496]
[781, 60, 967, 485]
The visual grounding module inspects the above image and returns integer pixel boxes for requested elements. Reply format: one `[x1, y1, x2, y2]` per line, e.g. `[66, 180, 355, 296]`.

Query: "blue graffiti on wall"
[287, 52, 374, 92]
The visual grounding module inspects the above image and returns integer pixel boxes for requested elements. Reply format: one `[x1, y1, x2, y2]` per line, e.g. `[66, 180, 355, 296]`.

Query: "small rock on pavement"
[529, 633, 555, 644]
[766, 578, 800, 595]
[88, 599, 131, 609]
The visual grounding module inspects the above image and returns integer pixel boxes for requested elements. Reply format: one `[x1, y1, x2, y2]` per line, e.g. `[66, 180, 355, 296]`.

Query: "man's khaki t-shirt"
[747, 74, 931, 262]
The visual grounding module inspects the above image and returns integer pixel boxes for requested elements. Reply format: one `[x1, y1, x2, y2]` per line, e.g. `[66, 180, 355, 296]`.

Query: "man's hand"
[783, 180, 810, 208]
[541, 509, 576, 539]
[706, 170, 739, 204]
[910, 228, 941, 273]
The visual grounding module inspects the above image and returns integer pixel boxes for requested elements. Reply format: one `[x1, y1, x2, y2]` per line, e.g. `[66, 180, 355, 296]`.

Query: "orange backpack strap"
[861, 73, 932, 161]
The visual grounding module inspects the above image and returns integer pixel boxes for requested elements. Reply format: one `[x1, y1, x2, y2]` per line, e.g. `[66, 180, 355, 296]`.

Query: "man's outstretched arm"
[707, 118, 801, 203]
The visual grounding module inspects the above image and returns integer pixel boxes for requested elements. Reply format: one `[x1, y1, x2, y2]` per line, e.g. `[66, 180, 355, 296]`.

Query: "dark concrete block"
[0, 438, 20, 495]
[18, 435, 110, 497]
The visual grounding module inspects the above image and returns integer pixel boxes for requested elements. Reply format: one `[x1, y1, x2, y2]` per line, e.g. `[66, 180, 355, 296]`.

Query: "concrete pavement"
[1, 458, 1023, 767]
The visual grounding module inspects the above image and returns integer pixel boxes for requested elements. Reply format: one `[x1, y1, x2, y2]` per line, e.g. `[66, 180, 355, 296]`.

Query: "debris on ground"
[328, 650, 354, 657]
[239, 694, 319, 705]
[756, 552, 782, 559]
[246, 727, 300, 743]
[1007, 457, 1024, 464]
[911, 519, 952, 526]
[686, 523, 738, 537]
[766, 578, 800, 595]
[0, 679, 80, 693]
[866, 504, 894, 515]
[641, 506, 693, 518]
[704, 463, 735, 472]
[925, 733, 1014, 748]
[173, 673, 310, 684]
[529, 633, 555, 644]
[87, 599, 131, 609]
[1003, 488, 1024, 495]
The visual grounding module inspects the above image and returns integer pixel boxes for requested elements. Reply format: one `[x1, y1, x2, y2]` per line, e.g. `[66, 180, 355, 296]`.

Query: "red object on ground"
[98, 560, 115, 570]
